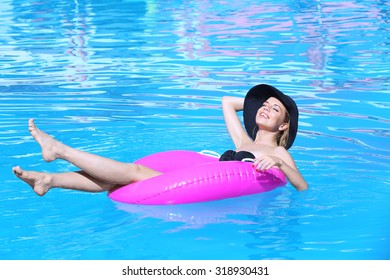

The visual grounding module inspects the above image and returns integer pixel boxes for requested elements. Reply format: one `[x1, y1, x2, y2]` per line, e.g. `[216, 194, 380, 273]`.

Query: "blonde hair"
[276, 111, 290, 148]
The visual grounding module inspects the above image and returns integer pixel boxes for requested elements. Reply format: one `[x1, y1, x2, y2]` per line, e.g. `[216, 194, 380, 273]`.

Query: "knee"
[129, 163, 161, 182]
[124, 163, 146, 182]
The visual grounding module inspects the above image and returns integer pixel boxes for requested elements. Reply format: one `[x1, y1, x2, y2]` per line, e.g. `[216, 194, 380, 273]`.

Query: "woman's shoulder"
[274, 146, 292, 158]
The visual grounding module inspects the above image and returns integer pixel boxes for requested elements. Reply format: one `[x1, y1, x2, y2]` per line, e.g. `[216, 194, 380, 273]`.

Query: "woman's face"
[256, 97, 289, 132]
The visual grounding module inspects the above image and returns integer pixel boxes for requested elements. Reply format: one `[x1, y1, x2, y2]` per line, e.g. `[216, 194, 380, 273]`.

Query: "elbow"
[222, 96, 232, 105]
[295, 182, 308, 191]
[222, 96, 244, 111]
[221, 96, 230, 109]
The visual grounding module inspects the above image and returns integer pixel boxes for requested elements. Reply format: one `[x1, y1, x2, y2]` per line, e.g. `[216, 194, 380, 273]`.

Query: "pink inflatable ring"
[108, 150, 286, 205]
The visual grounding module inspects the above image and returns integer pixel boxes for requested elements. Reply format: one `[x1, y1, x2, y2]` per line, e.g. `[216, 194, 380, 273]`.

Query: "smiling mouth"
[260, 113, 269, 119]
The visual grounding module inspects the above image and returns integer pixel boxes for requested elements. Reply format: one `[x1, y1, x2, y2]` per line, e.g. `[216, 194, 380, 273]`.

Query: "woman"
[12, 84, 308, 196]
[220, 84, 308, 191]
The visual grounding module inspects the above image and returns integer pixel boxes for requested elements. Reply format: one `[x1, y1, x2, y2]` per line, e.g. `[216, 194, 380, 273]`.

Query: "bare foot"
[28, 119, 64, 162]
[12, 166, 52, 196]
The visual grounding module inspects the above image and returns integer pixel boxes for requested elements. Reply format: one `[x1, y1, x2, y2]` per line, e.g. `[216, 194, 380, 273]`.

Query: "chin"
[255, 116, 267, 126]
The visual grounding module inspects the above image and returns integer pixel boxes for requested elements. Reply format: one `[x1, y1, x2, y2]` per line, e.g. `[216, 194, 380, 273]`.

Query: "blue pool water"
[1, 0, 389, 260]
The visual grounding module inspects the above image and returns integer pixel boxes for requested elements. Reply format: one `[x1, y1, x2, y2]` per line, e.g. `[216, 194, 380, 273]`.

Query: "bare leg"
[12, 166, 115, 196]
[27, 119, 161, 185]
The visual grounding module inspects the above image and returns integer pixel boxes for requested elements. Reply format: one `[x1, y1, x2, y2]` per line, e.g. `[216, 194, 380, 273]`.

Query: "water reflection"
[114, 188, 286, 226]
[113, 188, 306, 260]
[2, 0, 388, 90]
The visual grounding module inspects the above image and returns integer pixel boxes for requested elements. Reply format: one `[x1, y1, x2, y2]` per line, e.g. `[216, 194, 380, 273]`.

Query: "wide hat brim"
[243, 84, 298, 150]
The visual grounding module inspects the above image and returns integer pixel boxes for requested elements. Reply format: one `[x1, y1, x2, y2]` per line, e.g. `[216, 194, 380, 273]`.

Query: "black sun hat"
[243, 84, 299, 150]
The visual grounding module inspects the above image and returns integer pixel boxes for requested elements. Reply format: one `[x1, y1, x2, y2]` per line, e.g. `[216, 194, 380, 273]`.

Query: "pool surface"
[1, 0, 389, 260]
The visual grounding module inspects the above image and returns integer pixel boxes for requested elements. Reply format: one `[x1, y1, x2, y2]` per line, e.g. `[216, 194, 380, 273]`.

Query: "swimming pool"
[1, 0, 389, 260]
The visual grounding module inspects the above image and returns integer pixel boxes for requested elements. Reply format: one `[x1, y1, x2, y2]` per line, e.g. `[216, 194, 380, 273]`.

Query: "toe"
[12, 166, 21, 175]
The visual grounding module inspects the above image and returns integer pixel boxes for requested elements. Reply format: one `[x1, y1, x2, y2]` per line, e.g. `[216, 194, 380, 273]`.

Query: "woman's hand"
[252, 155, 283, 171]
[253, 153, 308, 191]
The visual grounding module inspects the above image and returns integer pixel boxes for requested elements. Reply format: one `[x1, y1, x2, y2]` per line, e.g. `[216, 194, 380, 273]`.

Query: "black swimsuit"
[219, 150, 255, 162]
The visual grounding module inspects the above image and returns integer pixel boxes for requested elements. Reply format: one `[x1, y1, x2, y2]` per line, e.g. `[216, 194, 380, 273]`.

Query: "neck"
[253, 129, 278, 147]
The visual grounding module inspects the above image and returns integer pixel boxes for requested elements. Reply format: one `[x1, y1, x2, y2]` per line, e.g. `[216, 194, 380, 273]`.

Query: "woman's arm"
[253, 148, 308, 191]
[222, 96, 252, 149]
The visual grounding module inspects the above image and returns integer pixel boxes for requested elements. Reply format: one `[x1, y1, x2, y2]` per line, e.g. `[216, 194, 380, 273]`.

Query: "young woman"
[220, 84, 308, 191]
[12, 84, 308, 196]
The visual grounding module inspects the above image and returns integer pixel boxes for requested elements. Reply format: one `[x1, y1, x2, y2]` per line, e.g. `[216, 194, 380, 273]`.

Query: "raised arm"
[222, 96, 252, 149]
